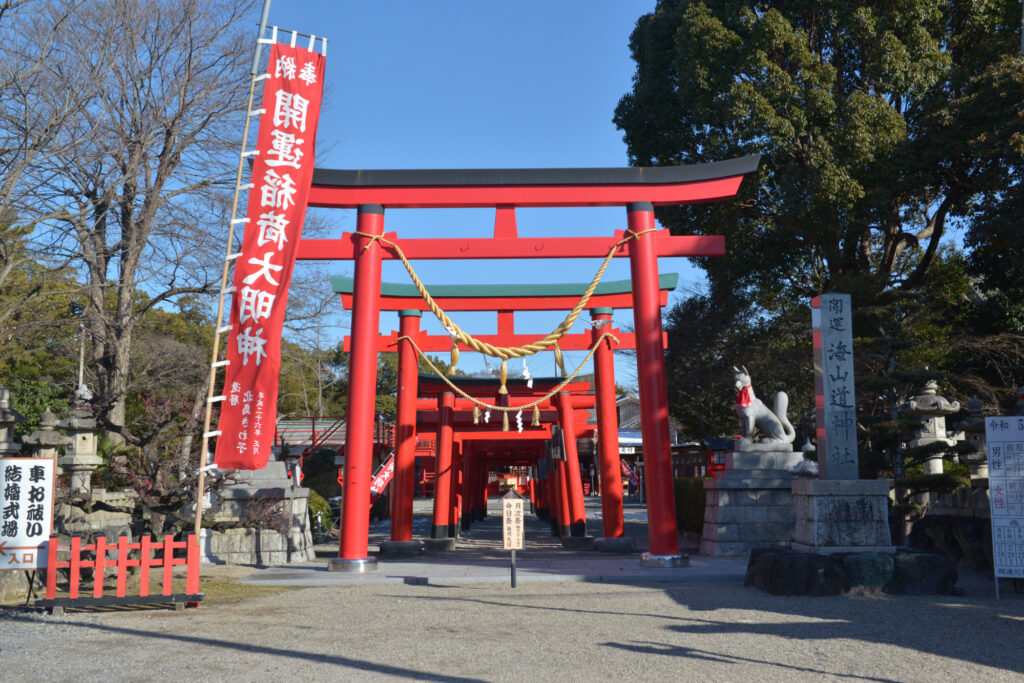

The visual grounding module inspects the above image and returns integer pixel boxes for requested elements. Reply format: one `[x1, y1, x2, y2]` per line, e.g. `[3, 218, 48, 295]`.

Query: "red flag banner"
[620, 460, 639, 487]
[215, 43, 326, 469]
[369, 453, 396, 505]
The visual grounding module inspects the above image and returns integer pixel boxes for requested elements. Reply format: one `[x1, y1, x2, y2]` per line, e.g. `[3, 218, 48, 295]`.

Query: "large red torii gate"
[300, 158, 760, 571]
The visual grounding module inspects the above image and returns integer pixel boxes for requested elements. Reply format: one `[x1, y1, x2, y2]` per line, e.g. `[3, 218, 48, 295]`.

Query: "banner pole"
[194, 1, 272, 540]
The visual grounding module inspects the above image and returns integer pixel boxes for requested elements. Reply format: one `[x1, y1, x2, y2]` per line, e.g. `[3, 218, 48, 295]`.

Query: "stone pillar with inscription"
[792, 293, 892, 552]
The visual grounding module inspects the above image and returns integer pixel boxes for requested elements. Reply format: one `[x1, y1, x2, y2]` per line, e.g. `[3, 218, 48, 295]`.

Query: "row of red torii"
[297, 157, 760, 570]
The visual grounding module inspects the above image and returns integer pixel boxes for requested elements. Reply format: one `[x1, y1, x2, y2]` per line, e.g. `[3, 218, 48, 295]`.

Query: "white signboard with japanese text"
[1, 458, 55, 570]
[502, 492, 524, 551]
[812, 293, 858, 479]
[985, 416, 1024, 579]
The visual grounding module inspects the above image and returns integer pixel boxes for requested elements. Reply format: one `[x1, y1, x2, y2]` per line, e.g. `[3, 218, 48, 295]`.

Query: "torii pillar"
[330, 204, 384, 572]
[383, 309, 421, 553]
[591, 307, 625, 540]
[627, 202, 683, 565]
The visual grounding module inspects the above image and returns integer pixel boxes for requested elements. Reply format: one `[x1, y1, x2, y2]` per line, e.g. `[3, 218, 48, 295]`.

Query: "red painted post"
[140, 535, 154, 597]
[431, 392, 455, 538]
[450, 441, 463, 537]
[186, 534, 201, 596]
[93, 536, 107, 598]
[392, 309, 421, 542]
[626, 202, 680, 558]
[591, 308, 625, 538]
[336, 204, 385, 570]
[116, 536, 129, 597]
[476, 455, 488, 520]
[554, 457, 572, 538]
[69, 536, 81, 599]
[45, 538, 59, 600]
[556, 392, 587, 536]
[162, 535, 175, 595]
[460, 444, 473, 531]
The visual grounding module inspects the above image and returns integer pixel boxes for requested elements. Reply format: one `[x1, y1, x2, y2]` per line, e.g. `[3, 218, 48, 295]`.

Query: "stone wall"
[201, 525, 314, 566]
[700, 450, 803, 557]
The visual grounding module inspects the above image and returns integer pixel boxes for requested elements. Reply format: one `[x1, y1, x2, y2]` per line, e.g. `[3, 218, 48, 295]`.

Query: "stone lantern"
[57, 405, 102, 496]
[0, 385, 25, 456]
[23, 409, 71, 471]
[955, 396, 988, 479]
[901, 380, 961, 475]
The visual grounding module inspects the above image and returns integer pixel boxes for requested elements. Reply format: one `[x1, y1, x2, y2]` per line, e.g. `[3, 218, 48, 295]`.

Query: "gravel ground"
[2, 565, 1024, 682]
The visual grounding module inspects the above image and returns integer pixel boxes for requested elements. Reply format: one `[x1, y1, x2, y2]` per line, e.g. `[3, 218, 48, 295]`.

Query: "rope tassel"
[473, 405, 481, 424]
[502, 411, 509, 431]
[450, 339, 460, 371]
[532, 405, 541, 427]
[553, 342, 567, 378]
[498, 358, 508, 394]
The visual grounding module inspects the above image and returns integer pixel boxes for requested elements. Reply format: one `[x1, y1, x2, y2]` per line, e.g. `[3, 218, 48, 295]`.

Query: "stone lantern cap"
[23, 409, 72, 449]
[0, 385, 26, 425]
[901, 380, 960, 416]
[57, 406, 97, 432]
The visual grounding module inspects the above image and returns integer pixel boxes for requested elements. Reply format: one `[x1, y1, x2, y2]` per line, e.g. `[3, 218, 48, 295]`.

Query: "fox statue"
[733, 366, 795, 450]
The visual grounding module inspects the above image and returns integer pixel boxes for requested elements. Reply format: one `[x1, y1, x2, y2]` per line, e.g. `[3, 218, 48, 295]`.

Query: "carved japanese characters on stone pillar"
[812, 293, 858, 479]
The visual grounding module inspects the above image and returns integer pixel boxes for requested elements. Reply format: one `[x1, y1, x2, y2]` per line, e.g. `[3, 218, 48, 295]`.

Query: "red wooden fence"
[36, 534, 202, 614]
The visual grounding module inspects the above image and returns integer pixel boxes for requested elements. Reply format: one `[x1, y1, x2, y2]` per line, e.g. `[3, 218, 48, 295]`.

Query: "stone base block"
[424, 537, 456, 552]
[726, 451, 804, 471]
[701, 469, 796, 557]
[792, 478, 892, 550]
[378, 540, 424, 557]
[200, 526, 315, 566]
[328, 557, 378, 572]
[561, 535, 594, 550]
[593, 537, 637, 554]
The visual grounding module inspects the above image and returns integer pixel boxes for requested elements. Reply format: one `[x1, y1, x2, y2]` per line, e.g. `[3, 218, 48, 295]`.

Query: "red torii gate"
[412, 374, 596, 545]
[299, 158, 760, 571]
[332, 274, 679, 547]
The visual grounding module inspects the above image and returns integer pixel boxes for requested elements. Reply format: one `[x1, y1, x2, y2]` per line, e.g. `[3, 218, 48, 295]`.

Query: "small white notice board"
[502, 492, 524, 551]
[985, 416, 1024, 584]
[1, 458, 56, 570]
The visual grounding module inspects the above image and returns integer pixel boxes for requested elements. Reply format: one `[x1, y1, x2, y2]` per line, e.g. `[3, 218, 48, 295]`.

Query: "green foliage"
[619, 1, 1024, 449]
[674, 477, 707, 535]
[300, 447, 342, 499]
[6, 377, 71, 441]
[306, 489, 333, 533]
[900, 472, 969, 497]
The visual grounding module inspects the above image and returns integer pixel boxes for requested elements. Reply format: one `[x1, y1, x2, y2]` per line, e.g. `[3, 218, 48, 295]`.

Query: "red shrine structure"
[295, 157, 760, 571]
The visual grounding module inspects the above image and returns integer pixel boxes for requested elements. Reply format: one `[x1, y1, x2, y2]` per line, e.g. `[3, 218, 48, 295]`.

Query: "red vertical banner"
[214, 43, 326, 469]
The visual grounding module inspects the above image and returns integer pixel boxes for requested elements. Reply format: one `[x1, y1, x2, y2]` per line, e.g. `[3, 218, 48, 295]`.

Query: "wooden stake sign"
[503, 490, 524, 588]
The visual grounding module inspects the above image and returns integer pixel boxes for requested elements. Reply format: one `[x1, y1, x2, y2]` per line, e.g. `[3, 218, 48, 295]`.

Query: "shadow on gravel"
[1, 613, 484, 682]
[617, 582, 1024, 678]
[600, 639, 900, 682]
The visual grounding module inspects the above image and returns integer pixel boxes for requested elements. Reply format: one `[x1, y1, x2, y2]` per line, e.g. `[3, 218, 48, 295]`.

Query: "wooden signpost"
[985, 415, 1024, 599]
[503, 490, 524, 588]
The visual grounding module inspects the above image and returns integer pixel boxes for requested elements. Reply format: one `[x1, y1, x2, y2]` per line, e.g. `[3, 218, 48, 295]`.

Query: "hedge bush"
[307, 489, 333, 533]
[674, 477, 707, 535]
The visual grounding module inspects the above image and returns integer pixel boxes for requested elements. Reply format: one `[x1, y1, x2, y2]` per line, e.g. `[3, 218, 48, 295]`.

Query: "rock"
[841, 552, 894, 591]
[908, 515, 990, 570]
[889, 551, 959, 595]
[745, 549, 844, 596]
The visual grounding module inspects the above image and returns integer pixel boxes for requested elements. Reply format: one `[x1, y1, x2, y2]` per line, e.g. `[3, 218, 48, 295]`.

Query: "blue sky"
[266, 1, 704, 385]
